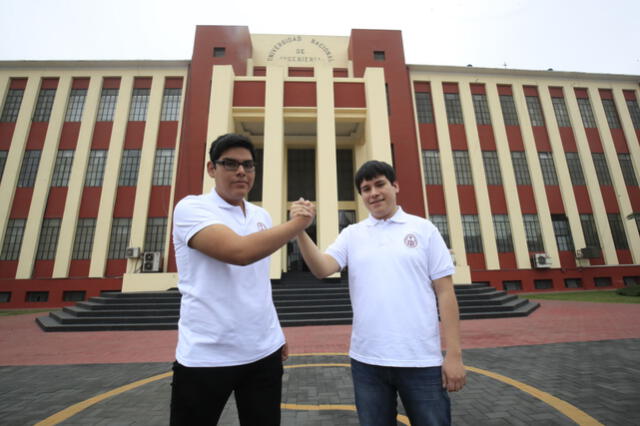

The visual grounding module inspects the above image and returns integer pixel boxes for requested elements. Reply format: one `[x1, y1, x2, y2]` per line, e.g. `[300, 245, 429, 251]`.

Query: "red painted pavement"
[1, 300, 639, 366]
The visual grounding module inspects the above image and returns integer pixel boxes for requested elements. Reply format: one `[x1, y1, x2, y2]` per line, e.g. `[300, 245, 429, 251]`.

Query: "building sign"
[252, 34, 349, 67]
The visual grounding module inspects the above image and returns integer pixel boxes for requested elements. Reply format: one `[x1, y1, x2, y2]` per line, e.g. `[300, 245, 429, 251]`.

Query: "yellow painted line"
[34, 354, 604, 426]
[466, 366, 604, 426]
[34, 371, 172, 426]
[289, 352, 349, 357]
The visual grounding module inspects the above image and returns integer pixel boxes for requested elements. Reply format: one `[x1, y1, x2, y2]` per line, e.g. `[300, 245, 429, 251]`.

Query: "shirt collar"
[365, 206, 408, 226]
[210, 188, 252, 214]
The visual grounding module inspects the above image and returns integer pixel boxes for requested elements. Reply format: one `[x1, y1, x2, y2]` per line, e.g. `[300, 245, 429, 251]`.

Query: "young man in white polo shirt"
[291, 160, 466, 426]
[170, 133, 313, 425]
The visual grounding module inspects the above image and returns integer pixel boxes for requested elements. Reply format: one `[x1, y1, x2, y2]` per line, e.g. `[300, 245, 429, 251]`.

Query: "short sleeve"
[425, 223, 456, 280]
[173, 197, 224, 247]
[325, 226, 350, 270]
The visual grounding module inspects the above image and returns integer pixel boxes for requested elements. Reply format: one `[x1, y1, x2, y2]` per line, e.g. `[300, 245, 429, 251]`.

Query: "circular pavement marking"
[35, 353, 602, 426]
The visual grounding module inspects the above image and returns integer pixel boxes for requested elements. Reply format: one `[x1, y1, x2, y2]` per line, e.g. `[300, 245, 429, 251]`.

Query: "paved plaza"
[1, 300, 639, 425]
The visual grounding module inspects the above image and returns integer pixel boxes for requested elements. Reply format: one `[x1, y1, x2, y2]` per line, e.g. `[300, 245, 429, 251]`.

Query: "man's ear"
[393, 181, 400, 193]
[207, 161, 216, 178]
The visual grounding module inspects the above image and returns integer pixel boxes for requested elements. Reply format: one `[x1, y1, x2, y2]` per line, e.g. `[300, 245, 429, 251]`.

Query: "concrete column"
[89, 75, 134, 277]
[0, 75, 40, 252]
[485, 82, 530, 269]
[363, 67, 392, 163]
[430, 78, 470, 283]
[315, 65, 339, 253]
[53, 74, 102, 277]
[564, 87, 617, 264]
[458, 81, 499, 270]
[203, 65, 236, 194]
[17, 75, 72, 278]
[262, 65, 285, 279]
[588, 85, 640, 262]
[513, 84, 560, 267]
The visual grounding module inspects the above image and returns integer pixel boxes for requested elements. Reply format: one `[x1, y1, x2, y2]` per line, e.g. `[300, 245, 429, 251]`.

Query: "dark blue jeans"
[351, 358, 451, 426]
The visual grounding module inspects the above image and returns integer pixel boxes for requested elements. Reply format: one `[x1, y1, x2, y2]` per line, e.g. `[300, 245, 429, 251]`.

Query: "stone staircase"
[36, 273, 539, 331]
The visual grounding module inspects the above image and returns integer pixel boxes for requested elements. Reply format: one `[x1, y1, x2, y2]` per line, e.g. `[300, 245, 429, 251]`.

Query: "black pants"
[170, 348, 283, 426]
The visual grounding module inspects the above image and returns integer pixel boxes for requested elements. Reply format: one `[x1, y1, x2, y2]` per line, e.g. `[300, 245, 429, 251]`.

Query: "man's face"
[358, 175, 399, 220]
[207, 147, 255, 206]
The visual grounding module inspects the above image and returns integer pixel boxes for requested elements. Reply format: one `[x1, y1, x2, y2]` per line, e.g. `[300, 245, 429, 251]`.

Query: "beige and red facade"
[0, 26, 639, 308]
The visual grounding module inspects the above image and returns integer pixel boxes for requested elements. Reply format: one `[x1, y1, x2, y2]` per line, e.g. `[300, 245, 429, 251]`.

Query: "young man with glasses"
[291, 160, 465, 426]
[170, 133, 314, 425]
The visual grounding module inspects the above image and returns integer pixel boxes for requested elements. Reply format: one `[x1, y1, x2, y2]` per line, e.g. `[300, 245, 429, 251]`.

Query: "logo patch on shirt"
[257, 222, 267, 231]
[404, 233, 418, 248]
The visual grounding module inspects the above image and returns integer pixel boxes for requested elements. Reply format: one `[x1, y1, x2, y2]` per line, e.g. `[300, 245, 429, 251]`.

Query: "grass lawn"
[523, 290, 640, 304]
[0, 309, 52, 317]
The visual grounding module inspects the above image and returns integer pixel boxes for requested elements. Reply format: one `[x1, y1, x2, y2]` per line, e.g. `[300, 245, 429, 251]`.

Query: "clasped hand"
[290, 198, 316, 228]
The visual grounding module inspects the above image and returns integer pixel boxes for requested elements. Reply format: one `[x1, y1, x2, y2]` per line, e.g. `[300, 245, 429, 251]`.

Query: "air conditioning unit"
[533, 253, 552, 269]
[125, 247, 141, 259]
[576, 247, 602, 259]
[141, 251, 162, 273]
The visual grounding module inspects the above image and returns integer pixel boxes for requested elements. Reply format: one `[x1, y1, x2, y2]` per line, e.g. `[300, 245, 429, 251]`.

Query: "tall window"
[601, 99, 621, 129]
[337, 149, 355, 201]
[415, 92, 434, 124]
[0, 150, 7, 182]
[160, 88, 181, 121]
[493, 214, 514, 252]
[144, 217, 167, 253]
[0, 219, 26, 260]
[580, 214, 600, 248]
[482, 151, 502, 185]
[288, 149, 316, 201]
[118, 149, 141, 186]
[152, 149, 175, 186]
[618, 153, 638, 186]
[453, 151, 473, 185]
[552, 215, 574, 251]
[97, 88, 118, 121]
[577, 98, 597, 128]
[18, 150, 41, 187]
[526, 96, 545, 126]
[33, 89, 56, 122]
[472, 94, 491, 125]
[592, 153, 612, 185]
[510, 151, 531, 185]
[36, 218, 61, 260]
[108, 218, 131, 259]
[51, 150, 74, 187]
[64, 89, 87, 122]
[523, 214, 544, 252]
[626, 99, 640, 129]
[565, 152, 585, 185]
[499, 94, 519, 126]
[608, 213, 629, 250]
[248, 148, 264, 202]
[444, 93, 463, 124]
[551, 97, 571, 127]
[72, 218, 96, 260]
[0, 89, 24, 122]
[462, 215, 482, 253]
[85, 150, 107, 187]
[129, 88, 150, 121]
[538, 152, 559, 185]
[430, 215, 450, 247]
[422, 150, 442, 185]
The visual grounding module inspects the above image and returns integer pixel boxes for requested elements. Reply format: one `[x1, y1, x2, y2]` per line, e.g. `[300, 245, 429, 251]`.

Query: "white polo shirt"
[172, 189, 285, 367]
[326, 207, 455, 367]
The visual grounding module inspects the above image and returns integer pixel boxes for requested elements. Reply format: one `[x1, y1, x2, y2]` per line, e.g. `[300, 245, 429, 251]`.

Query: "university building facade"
[0, 26, 639, 308]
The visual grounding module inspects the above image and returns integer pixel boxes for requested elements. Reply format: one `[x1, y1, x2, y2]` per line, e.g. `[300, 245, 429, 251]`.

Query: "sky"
[1, 0, 639, 75]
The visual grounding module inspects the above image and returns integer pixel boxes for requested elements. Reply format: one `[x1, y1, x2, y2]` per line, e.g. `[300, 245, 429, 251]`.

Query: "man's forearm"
[296, 231, 339, 278]
[438, 291, 463, 356]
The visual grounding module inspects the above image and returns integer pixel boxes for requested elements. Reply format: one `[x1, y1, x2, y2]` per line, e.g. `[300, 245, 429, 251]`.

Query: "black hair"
[209, 133, 256, 164]
[354, 160, 396, 193]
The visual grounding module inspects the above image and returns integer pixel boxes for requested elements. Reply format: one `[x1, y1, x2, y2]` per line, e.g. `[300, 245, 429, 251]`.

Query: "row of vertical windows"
[64, 89, 87, 122]
[592, 153, 613, 185]
[17, 150, 41, 187]
[565, 152, 586, 185]
[608, 213, 629, 250]
[472, 94, 491, 125]
[0, 219, 26, 260]
[152, 149, 175, 186]
[118, 149, 141, 186]
[108, 218, 131, 259]
[453, 151, 473, 185]
[493, 214, 514, 252]
[462, 215, 482, 253]
[499, 95, 519, 126]
[525, 96, 545, 126]
[577, 98, 597, 128]
[444, 93, 464, 124]
[523, 214, 544, 252]
[51, 150, 74, 187]
[160, 88, 182, 121]
[36, 218, 61, 260]
[422, 150, 442, 185]
[72, 218, 96, 260]
[33, 89, 56, 122]
[601, 99, 621, 129]
[510, 152, 532, 185]
[430, 215, 450, 247]
[580, 214, 600, 248]
[482, 151, 502, 185]
[552, 215, 574, 251]
[129, 88, 149, 121]
[0, 89, 24, 122]
[551, 97, 571, 127]
[97, 88, 118, 121]
[626, 99, 640, 129]
[415, 92, 434, 124]
[618, 153, 639, 186]
[85, 150, 107, 187]
[144, 217, 167, 253]
[538, 152, 559, 185]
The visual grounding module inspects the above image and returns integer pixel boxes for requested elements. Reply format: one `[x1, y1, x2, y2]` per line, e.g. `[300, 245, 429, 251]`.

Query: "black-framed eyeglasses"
[215, 158, 256, 172]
